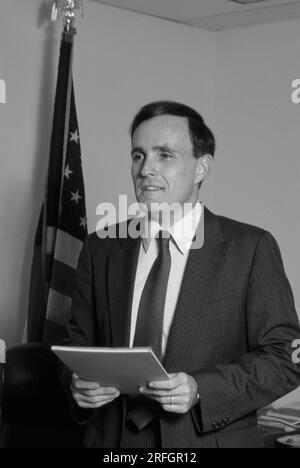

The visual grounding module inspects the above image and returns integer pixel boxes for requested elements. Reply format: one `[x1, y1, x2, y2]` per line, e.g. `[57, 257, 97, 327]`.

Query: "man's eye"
[161, 152, 173, 159]
[132, 153, 144, 161]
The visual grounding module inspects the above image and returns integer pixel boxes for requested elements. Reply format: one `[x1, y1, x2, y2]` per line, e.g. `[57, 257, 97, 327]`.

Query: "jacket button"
[212, 421, 218, 429]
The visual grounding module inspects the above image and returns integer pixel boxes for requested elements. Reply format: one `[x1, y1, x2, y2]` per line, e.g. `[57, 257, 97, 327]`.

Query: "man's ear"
[195, 154, 214, 185]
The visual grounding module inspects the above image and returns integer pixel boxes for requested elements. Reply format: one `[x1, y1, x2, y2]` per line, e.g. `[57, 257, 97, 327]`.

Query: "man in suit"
[59, 101, 300, 448]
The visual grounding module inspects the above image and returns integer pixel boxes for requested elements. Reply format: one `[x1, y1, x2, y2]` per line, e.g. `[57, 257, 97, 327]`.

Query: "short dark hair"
[130, 100, 215, 159]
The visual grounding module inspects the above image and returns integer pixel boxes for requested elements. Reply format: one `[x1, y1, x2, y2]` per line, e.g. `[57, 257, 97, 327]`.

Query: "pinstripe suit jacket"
[60, 207, 300, 448]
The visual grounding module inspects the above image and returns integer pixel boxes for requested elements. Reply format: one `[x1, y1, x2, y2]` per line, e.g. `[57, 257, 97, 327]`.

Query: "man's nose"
[140, 156, 156, 177]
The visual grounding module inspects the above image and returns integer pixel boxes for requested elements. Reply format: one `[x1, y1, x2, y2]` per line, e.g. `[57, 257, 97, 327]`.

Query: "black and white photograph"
[0, 0, 300, 452]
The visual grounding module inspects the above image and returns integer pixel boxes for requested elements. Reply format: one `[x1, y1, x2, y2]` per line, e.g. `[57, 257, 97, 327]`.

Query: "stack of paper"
[52, 346, 170, 394]
[258, 405, 300, 432]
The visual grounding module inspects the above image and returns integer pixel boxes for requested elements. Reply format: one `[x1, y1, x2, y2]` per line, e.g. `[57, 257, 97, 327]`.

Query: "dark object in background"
[0, 343, 83, 448]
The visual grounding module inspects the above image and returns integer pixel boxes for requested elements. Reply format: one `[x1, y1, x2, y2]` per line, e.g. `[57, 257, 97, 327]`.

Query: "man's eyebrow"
[131, 144, 177, 156]
[131, 146, 145, 156]
[153, 145, 176, 153]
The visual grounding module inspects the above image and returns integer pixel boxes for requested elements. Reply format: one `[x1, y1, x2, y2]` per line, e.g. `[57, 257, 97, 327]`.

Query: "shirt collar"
[141, 202, 203, 254]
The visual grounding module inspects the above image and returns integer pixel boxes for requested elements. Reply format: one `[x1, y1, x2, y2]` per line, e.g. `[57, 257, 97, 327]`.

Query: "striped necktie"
[128, 230, 171, 430]
[133, 230, 171, 361]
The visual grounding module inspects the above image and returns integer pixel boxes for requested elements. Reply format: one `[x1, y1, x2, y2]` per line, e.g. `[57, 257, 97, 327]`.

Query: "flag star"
[69, 129, 80, 144]
[64, 164, 73, 179]
[80, 216, 87, 229]
[70, 190, 82, 204]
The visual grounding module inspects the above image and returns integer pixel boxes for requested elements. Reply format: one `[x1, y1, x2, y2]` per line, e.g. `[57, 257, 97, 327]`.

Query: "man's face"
[131, 115, 201, 216]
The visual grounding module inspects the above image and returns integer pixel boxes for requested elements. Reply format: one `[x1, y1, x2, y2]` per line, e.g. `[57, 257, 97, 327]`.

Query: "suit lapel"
[107, 231, 141, 347]
[164, 207, 226, 370]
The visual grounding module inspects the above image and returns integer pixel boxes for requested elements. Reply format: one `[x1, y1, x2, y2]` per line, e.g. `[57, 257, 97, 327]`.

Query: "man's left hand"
[139, 372, 198, 414]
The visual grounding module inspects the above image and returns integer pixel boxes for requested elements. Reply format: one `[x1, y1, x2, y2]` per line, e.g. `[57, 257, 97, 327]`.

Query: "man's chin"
[138, 199, 165, 211]
[137, 199, 196, 226]
[138, 201, 178, 225]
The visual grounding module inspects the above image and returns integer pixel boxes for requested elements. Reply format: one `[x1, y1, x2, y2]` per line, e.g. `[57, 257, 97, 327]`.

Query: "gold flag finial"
[51, 0, 83, 31]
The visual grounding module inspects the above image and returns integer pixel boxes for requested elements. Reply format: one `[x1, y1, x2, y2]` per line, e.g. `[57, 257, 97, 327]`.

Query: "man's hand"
[71, 374, 120, 409]
[139, 372, 198, 414]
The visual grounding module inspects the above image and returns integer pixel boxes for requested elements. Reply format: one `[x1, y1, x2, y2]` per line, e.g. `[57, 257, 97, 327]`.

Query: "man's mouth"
[142, 185, 163, 192]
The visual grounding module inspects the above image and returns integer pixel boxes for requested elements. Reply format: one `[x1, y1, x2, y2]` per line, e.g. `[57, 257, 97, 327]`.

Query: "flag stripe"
[46, 226, 56, 256]
[54, 229, 83, 270]
[47, 227, 83, 269]
[46, 288, 72, 325]
[27, 244, 47, 342]
[50, 259, 75, 298]
[43, 320, 70, 343]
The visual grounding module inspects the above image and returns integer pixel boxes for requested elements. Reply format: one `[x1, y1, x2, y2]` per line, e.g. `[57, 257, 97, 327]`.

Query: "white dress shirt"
[129, 202, 203, 357]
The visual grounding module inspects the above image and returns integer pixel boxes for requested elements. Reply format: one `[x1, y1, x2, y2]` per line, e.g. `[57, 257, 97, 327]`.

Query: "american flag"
[26, 29, 87, 342]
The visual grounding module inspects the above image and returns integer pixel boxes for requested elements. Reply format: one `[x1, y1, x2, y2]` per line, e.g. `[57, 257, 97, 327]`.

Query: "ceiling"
[90, 0, 300, 31]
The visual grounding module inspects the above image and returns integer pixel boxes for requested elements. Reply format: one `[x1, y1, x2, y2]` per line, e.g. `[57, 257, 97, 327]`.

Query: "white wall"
[213, 19, 300, 318]
[0, 0, 216, 345]
[212, 19, 300, 405]
[75, 1, 216, 227]
[0, 0, 59, 345]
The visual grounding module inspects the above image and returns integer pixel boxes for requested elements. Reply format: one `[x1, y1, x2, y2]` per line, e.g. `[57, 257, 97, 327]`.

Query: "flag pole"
[51, 0, 84, 33]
